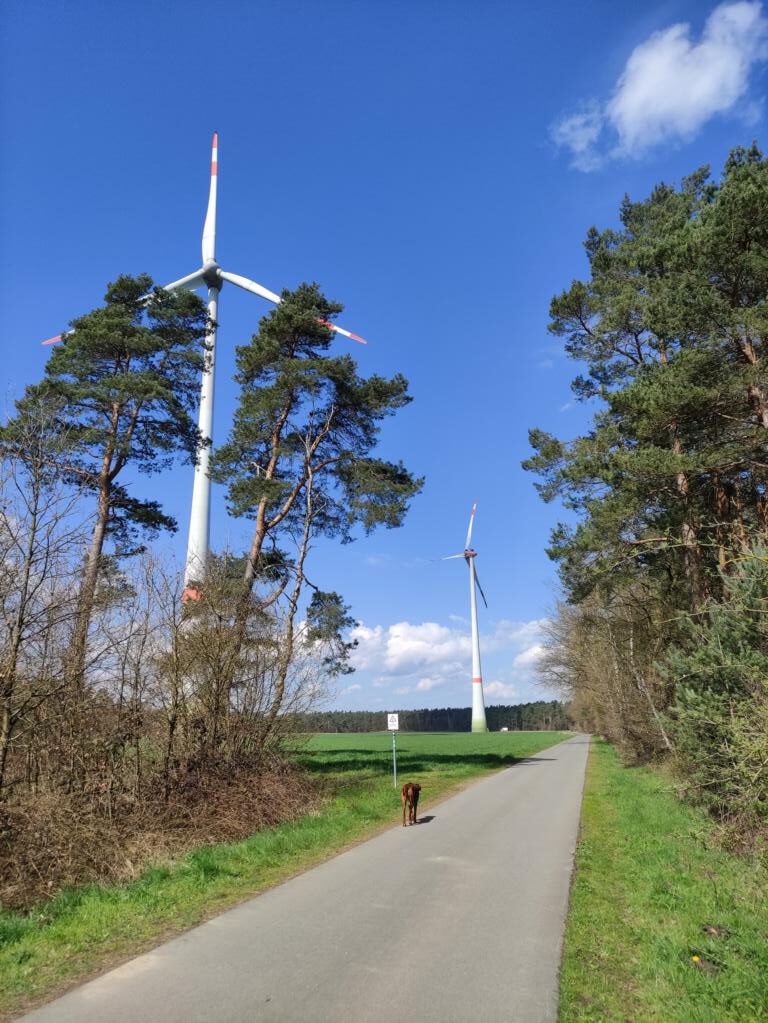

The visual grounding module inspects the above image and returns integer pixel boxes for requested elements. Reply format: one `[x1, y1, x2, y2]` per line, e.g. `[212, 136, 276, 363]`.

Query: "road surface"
[21, 734, 590, 1023]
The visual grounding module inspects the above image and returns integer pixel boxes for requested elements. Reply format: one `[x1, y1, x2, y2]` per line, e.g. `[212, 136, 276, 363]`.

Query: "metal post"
[392, 730, 397, 789]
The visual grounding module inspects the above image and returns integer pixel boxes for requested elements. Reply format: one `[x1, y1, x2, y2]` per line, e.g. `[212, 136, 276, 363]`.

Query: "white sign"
[387, 713, 399, 731]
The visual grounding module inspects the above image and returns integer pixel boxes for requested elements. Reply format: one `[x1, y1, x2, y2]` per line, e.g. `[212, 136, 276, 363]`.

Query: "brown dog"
[401, 782, 421, 826]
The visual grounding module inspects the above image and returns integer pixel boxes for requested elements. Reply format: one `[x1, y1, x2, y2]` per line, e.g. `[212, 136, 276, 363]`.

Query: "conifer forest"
[528, 145, 768, 839]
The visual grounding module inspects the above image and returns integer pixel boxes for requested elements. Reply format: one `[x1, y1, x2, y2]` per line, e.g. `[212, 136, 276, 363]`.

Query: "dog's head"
[413, 783, 421, 793]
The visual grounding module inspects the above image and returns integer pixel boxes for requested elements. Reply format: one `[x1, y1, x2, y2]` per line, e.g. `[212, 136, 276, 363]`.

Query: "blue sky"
[2, 0, 767, 711]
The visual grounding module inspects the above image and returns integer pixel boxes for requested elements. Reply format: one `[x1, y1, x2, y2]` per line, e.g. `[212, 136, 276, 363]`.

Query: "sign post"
[387, 713, 399, 789]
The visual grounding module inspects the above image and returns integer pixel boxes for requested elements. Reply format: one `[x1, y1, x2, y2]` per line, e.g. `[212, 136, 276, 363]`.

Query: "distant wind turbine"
[444, 502, 489, 733]
[42, 134, 367, 591]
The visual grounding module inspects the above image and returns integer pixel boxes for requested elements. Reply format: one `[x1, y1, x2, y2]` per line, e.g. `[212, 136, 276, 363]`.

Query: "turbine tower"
[43, 134, 367, 591]
[444, 502, 488, 733]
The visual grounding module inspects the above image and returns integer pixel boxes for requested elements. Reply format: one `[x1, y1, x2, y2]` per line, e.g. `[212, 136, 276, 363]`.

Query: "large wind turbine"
[444, 502, 489, 733]
[43, 134, 367, 590]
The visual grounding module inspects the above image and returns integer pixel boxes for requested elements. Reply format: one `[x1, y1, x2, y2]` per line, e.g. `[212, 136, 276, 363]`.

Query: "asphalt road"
[21, 734, 590, 1023]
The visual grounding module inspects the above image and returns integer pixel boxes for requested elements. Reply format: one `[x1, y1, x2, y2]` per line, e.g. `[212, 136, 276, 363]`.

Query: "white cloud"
[484, 680, 519, 701]
[448, 613, 468, 625]
[348, 616, 551, 703]
[334, 615, 559, 709]
[365, 554, 392, 567]
[552, 2, 768, 170]
[512, 643, 546, 669]
[349, 620, 470, 675]
[350, 617, 551, 678]
[416, 676, 445, 691]
[551, 102, 605, 171]
[342, 683, 362, 694]
[489, 618, 550, 651]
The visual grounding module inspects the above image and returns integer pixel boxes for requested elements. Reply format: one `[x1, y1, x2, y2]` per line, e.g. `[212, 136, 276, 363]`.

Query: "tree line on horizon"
[292, 700, 572, 733]
[528, 144, 768, 840]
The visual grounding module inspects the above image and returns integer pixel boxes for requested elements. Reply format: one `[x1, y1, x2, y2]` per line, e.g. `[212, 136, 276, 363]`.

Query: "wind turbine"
[42, 133, 367, 591]
[444, 502, 489, 733]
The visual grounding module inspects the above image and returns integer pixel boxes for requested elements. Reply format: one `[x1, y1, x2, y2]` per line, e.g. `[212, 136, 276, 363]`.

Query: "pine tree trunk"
[259, 471, 314, 750]
[672, 435, 707, 608]
[739, 337, 768, 428]
[68, 481, 110, 691]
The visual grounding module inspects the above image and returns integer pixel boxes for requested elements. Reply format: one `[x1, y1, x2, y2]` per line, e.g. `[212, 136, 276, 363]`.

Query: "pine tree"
[664, 552, 768, 826]
[1, 275, 208, 691]
[525, 147, 768, 611]
[212, 282, 423, 623]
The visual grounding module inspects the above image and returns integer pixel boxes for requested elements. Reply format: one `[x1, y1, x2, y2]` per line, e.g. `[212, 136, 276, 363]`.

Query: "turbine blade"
[442, 554, 465, 560]
[474, 568, 488, 608]
[159, 269, 206, 293]
[47, 269, 207, 345]
[219, 273, 368, 345]
[218, 270, 282, 304]
[464, 502, 477, 550]
[318, 319, 368, 345]
[202, 132, 218, 265]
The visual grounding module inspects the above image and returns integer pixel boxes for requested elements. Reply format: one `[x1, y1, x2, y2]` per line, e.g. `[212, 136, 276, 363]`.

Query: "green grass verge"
[559, 738, 768, 1023]
[0, 730, 569, 1019]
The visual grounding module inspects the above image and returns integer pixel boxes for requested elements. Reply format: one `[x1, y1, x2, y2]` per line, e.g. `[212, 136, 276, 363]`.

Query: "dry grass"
[0, 765, 317, 911]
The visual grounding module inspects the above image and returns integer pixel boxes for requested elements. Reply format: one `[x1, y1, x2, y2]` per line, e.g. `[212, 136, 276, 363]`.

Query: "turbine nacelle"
[443, 506, 488, 608]
[201, 263, 222, 290]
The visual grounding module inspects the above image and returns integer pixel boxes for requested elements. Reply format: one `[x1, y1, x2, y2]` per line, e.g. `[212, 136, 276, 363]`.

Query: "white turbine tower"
[43, 133, 367, 593]
[444, 502, 489, 733]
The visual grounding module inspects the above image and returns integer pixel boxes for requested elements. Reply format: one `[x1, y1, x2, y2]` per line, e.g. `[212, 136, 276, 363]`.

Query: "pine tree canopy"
[212, 282, 423, 547]
[2, 274, 208, 549]
[525, 145, 768, 607]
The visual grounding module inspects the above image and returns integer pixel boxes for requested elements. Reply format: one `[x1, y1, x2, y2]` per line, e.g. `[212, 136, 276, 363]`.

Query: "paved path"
[21, 735, 590, 1023]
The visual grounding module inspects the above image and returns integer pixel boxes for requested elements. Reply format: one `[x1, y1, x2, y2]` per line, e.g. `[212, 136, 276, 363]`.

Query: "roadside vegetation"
[0, 730, 569, 1019]
[0, 280, 421, 910]
[529, 146, 768, 840]
[560, 740, 768, 1023]
[526, 146, 768, 1020]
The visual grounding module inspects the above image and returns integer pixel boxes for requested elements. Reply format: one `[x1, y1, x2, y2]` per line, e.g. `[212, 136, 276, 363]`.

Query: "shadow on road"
[511, 757, 557, 765]
[299, 749, 563, 775]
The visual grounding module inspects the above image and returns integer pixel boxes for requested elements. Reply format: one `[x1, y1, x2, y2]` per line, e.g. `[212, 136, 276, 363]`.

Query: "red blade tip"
[41, 335, 62, 346]
[318, 320, 368, 345]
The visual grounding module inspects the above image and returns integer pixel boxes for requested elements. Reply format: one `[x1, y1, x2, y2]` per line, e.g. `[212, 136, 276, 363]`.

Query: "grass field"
[0, 730, 569, 1019]
[559, 739, 768, 1023]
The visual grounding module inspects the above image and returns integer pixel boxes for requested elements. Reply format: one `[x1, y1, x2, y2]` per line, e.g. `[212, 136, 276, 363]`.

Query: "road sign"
[388, 716, 399, 788]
